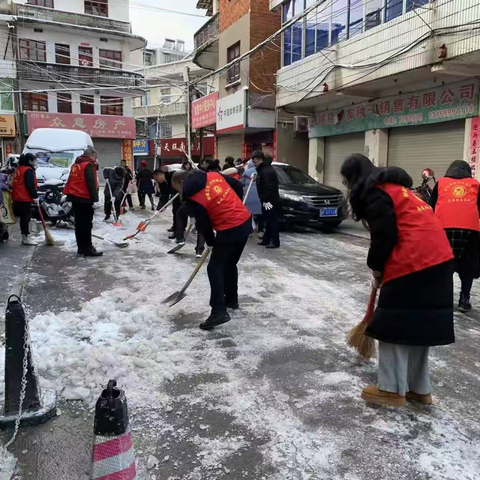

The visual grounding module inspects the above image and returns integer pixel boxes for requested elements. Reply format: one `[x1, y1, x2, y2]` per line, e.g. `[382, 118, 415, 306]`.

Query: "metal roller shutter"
[94, 139, 122, 170]
[324, 133, 365, 191]
[388, 120, 465, 183]
[217, 134, 243, 163]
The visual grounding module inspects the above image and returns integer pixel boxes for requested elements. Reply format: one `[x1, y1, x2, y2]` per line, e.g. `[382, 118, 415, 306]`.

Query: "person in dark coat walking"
[429, 160, 480, 312]
[103, 167, 125, 221]
[153, 167, 180, 234]
[120, 159, 134, 210]
[136, 160, 155, 210]
[12, 153, 39, 246]
[64, 147, 102, 257]
[253, 151, 280, 248]
[341, 154, 454, 407]
[183, 169, 252, 330]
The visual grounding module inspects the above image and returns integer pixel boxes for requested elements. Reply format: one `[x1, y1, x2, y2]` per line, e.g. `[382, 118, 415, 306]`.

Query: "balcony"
[15, 3, 131, 34]
[193, 13, 219, 70]
[133, 101, 187, 118]
[17, 62, 144, 88]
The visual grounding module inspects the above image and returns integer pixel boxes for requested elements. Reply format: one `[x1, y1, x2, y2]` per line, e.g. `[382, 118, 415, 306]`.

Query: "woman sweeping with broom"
[341, 154, 455, 407]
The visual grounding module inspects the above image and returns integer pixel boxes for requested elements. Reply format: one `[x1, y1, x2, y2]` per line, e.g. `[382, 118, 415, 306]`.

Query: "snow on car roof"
[25, 128, 94, 152]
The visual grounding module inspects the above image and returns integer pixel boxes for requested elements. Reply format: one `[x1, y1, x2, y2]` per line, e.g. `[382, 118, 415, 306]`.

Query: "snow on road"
[3, 210, 480, 479]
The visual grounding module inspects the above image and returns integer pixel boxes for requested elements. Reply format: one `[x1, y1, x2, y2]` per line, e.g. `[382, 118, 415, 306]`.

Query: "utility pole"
[183, 66, 192, 160]
[10, 23, 26, 152]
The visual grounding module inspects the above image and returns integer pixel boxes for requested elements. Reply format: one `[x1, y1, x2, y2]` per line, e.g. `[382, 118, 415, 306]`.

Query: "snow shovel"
[106, 180, 122, 227]
[124, 193, 179, 241]
[162, 248, 211, 306]
[92, 233, 128, 248]
[243, 173, 256, 204]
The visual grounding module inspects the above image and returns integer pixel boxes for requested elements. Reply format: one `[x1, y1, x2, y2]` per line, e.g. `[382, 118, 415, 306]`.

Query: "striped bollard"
[90, 379, 136, 480]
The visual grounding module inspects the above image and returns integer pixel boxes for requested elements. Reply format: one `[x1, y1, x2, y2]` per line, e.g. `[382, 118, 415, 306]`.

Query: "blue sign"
[133, 139, 149, 156]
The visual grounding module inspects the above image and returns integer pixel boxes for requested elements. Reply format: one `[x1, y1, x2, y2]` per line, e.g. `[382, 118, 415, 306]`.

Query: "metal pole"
[184, 66, 192, 160]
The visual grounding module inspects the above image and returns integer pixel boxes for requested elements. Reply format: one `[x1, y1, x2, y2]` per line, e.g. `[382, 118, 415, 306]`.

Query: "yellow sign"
[0, 114, 16, 137]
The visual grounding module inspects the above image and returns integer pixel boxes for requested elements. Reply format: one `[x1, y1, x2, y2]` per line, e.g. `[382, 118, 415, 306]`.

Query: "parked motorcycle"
[412, 168, 435, 202]
[33, 178, 74, 226]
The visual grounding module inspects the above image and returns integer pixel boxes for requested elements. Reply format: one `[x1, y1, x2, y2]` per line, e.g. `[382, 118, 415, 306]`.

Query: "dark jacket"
[429, 160, 480, 278]
[67, 155, 98, 204]
[104, 168, 124, 201]
[256, 159, 280, 205]
[136, 167, 155, 194]
[183, 170, 252, 246]
[351, 167, 454, 347]
[17, 155, 38, 201]
[122, 166, 133, 191]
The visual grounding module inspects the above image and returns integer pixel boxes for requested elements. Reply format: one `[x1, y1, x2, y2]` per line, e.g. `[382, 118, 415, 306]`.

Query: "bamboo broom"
[347, 287, 377, 359]
[37, 205, 56, 246]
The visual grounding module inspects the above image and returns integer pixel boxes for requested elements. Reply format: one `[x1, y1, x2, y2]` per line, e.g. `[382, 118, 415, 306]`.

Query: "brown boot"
[406, 391, 433, 404]
[361, 385, 406, 407]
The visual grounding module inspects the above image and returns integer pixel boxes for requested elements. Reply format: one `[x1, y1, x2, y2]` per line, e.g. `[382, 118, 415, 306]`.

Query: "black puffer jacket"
[256, 158, 280, 206]
[350, 166, 454, 347]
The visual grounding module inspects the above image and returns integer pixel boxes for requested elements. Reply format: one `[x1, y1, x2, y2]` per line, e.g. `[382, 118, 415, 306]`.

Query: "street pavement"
[0, 208, 479, 480]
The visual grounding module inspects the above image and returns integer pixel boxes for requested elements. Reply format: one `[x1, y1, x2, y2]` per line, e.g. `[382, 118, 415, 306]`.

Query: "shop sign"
[309, 81, 479, 138]
[122, 140, 133, 169]
[133, 138, 149, 156]
[0, 114, 16, 137]
[192, 92, 218, 129]
[469, 117, 480, 176]
[216, 89, 246, 133]
[160, 137, 214, 158]
[27, 112, 136, 139]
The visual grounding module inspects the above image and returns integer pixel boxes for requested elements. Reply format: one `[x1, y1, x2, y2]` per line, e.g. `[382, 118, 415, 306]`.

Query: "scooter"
[33, 178, 75, 226]
[412, 168, 435, 202]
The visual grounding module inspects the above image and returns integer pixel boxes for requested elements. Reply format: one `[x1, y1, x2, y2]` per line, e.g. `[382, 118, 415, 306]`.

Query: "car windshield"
[36, 152, 75, 169]
[275, 166, 317, 185]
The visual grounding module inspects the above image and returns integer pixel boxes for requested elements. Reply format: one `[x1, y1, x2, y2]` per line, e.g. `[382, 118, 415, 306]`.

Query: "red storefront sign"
[160, 137, 214, 157]
[122, 140, 133, 169]
[191, 92, 218, 129]
[26, 112, 136, 139]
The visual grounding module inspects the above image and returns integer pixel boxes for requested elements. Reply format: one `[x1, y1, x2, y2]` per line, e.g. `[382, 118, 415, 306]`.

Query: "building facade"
[194, 0, 281, 163]
[10, 0, 146, 168]
[271, 0, 480, 189]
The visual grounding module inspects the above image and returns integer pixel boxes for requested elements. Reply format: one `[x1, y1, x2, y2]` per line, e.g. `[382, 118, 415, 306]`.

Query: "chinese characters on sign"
[122, 140, 133, 169]
[216, 89, 247, 132]
[133, 139, 149, 156]
[309, 81, 479, 138]
[160, 137, 214, 158]
[26, 112, 136, 139]
[191, 92, 218, 129]
[469, 117, 480, 177]
[0, 115, 16, 137]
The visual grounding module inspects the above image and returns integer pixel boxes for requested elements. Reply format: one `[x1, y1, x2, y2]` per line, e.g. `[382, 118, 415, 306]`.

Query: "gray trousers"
[378, 341, 431, 396]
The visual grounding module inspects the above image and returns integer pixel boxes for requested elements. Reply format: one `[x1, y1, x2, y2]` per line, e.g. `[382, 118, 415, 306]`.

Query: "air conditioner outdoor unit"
[294, 116, 309, 133]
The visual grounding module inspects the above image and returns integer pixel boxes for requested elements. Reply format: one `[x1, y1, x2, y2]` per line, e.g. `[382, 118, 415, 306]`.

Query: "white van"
[23, 128, 94, 184]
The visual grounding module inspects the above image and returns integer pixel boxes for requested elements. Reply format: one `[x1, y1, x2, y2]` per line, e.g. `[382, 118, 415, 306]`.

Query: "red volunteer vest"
[12, 166, 37, 202]
[377, 183, 453, 284]
[64, 161, 98, 200]
[190, 172, 251, 231]
[435, 177, 480, 231]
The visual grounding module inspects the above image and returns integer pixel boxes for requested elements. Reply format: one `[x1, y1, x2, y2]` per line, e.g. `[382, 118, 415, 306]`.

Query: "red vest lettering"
[435, 177, 480, 231]
[64, 161, 98, 200]
[190, 172, 251, 231]
[377, 183, 453, 284]
[12, 166, 37, 202]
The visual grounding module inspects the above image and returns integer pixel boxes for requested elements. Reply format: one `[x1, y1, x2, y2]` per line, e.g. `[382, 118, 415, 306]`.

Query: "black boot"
[77, 248, 84, 255]
[226, 301, 239, 310]
[167, 226, 175, 232]
[199, 311, 231, 330]
[458, 294, 472, 313]
[84, 246, 104, 257]
[266, 243, 280, 249]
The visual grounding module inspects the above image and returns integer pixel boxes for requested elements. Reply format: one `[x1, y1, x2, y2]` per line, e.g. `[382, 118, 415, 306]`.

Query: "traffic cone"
[90, 379, 136, 480]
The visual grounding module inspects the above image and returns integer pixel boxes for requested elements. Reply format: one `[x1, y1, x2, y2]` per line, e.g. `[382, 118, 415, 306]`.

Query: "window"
[99, 49, 122, 69]
[385, 0, 404, 22]
[18, 39, 46, 62]
[0, 79, 14, 111]
[144, 52, 154, 66]
[78, 47, 93, 67]
[28, 0, 54, 7]
[55, 44, 70, 65]
[159, 119, 172, 139]
[22, 92, 48, 112]
[57, 93, 72, 113]
[101, 96, 123, 116]
[160, 87, 171, 104]
[164, 39, 175, 50]
[80, 95, 95, 114]
[227, 41, 241, 84]
[163, 54, 178, 64]
[85, 0, 108, 17]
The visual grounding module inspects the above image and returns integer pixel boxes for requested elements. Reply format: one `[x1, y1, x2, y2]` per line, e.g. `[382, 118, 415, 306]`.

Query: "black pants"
[13, 201, 32, 236]
[124, 194, 133, 208]
[138, 192, 154, 208]
[262, 206, 280, 246]
[172, 195, 181, 229]
[72, 202, 94, 251]
[460, 275, 474, 298]
[253, 214, 264, 233]
[208, 238, 248, 314]
[104, 195, 121, 218]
